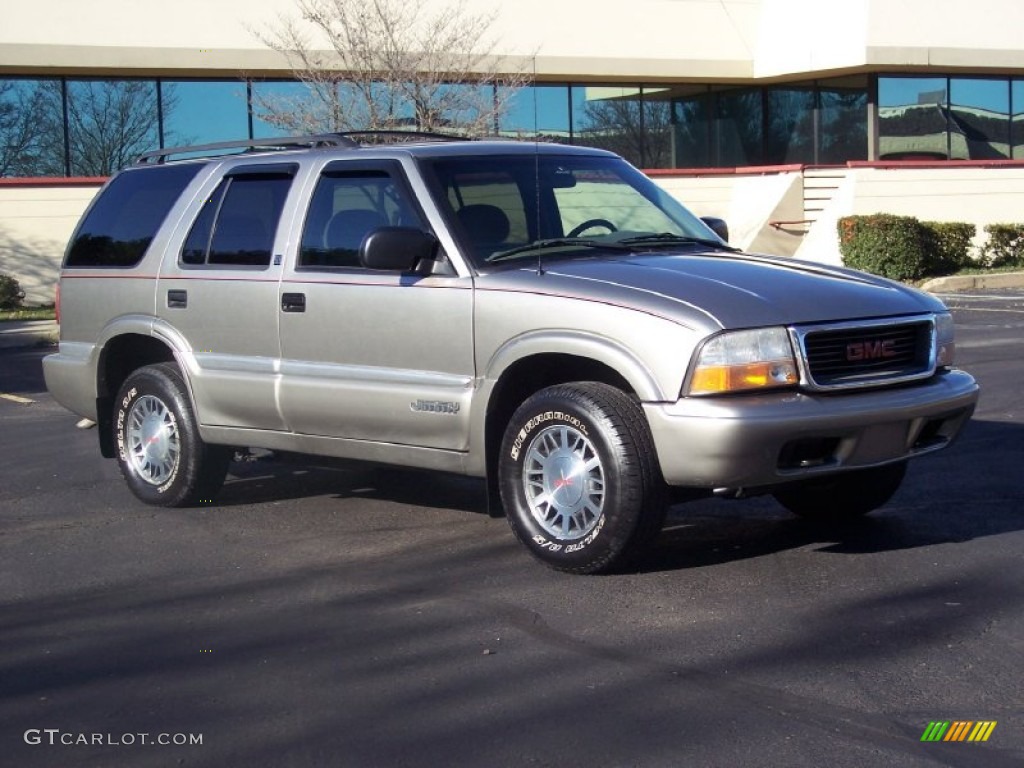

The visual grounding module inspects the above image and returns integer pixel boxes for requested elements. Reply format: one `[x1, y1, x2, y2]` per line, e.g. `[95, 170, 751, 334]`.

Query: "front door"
[277, 161, 475, 451]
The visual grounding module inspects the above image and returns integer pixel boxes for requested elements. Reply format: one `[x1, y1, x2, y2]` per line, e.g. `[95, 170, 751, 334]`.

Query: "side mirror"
[700, 216, 729, 243]
[360, 227, 439, 271]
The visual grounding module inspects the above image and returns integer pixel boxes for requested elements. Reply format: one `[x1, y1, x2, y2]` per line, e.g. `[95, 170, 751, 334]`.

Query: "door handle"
[167, 289, 187, 308]
[281, 292, 306, 313]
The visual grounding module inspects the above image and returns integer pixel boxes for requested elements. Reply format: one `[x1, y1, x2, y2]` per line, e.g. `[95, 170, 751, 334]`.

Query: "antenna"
[533, 56, 545, 276]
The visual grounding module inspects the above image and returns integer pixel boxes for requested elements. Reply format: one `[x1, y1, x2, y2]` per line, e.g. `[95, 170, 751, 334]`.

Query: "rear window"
[65, 164, 202, 268]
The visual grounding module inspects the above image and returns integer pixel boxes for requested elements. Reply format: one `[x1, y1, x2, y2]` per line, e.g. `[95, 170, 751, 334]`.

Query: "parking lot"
[1, 292, 1022, 767]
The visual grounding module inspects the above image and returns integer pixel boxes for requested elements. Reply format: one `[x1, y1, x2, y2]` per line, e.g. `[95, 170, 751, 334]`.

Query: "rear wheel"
[773, 462, 907, 521]
[498, 382, 666, 574]
[113, 363, 231, 507]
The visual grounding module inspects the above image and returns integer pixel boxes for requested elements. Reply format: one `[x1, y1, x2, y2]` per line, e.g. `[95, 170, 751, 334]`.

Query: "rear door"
[156, 162, 298, 430]
[277, 159, 475, 450]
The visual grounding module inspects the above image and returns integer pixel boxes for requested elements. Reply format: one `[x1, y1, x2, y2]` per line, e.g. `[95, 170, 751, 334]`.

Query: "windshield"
[421, 153, 725, 269]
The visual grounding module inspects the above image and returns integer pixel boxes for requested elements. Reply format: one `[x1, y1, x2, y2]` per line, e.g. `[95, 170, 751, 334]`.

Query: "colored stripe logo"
[921, 721, 997, 742]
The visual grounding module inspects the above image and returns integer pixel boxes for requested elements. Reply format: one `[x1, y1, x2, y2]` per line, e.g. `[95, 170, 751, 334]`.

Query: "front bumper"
[644, 369, 978, 490]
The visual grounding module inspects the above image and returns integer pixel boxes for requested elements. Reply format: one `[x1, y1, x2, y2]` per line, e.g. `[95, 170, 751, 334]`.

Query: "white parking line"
[0, 393, 35, 404]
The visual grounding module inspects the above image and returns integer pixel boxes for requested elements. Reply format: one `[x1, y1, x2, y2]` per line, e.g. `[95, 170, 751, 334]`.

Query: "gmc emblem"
[846, 339, 897, 361]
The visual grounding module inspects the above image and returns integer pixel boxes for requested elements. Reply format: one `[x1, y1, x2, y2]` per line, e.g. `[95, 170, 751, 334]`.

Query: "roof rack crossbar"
[328, 130, 471, 143]
[135, 133, 358, 165]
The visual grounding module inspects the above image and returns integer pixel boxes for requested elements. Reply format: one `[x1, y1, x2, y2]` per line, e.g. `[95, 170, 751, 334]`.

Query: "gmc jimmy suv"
[43, 133, 979, 573]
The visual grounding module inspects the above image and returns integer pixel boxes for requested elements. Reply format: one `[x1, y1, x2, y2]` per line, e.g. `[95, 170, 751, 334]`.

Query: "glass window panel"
[714, 88, 763, 167]
[207, 175, 292, 267]
[671, 91, 712, 168]
[251, 80, 337, 137]
[949, 78, 1010, 160]
[572, 85, 646, 167]
[1014, 80, 1024, 159]
[66, 79, 159, 176]
[819, 77, 868, 164]
[642, 88, 673, 168]
[300, 170, 422, 269]
[766, 87, 815, 164]
[500, 85, 570, 140]
[0, 78, 65, 177]
[68, 164, 202, 267]
[162, 80, 249, 147]
[878, 77, 948, 160]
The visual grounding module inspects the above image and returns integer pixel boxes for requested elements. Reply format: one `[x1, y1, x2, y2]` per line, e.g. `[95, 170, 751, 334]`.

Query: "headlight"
[935, 312, 956, 367]
[687, 327, 799, 396]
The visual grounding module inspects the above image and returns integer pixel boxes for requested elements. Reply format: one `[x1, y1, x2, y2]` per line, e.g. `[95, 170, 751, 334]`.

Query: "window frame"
[177, 162, 297, 271]
[296, 159, 430, 273]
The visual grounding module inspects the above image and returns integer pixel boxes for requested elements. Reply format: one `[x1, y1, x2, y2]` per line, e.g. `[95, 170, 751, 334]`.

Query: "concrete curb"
[921, 271, 1024, 293]
[0, 320, 58, 350]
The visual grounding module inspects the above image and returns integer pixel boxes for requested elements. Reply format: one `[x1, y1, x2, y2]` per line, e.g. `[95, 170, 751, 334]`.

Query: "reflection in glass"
[716, 88, 762, 166]
[878, 77, 948, 160]
[766, 87, 815, 164]
[671, 90, 712, 167]
[66, 80, 160, 175]
[819, 78, 867, 163]
[251, 80, 338, 136]
[949, 78, 1010, 159]
[571, 86, 671, 167]
[0, 78, 64, 177]
[500, 85, 570, 140]
[1014, 80, 1024, 159]
[163, 80, 249, 147]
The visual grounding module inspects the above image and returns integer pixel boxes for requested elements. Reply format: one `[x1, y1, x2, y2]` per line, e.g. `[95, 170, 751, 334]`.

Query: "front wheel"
[773, 462, 907, 521]
[113, 363, 231, 507]
[498, 383, 666, 574]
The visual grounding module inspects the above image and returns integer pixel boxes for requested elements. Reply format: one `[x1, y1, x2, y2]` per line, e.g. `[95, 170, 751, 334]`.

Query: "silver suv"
[44, 133, 979, 573]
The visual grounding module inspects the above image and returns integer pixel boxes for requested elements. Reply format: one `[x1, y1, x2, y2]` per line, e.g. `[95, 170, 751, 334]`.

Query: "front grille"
[797, 318, 934, 390]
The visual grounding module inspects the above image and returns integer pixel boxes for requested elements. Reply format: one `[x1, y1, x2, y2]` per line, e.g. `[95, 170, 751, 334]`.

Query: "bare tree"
[253, 0, 530, 136]
[0, 80, 49, 176]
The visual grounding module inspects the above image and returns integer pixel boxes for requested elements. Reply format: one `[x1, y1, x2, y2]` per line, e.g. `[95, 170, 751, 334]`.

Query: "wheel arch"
[94, 324, 186, 458]
[479, 346, 651, 516]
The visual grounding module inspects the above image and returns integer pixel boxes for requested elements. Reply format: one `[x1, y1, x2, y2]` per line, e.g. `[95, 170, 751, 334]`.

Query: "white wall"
[0, 183, 100, 304]
[0, 0, 758, 79]
[6, 0, 1024, 80]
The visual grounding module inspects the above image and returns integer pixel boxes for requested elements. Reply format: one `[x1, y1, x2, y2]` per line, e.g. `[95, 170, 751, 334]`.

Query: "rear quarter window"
[65, 163, 202, 268]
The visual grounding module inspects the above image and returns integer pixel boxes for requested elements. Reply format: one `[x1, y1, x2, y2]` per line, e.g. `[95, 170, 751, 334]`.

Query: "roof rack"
[134, 130, 472, 165]
[135, 134, 357, 165]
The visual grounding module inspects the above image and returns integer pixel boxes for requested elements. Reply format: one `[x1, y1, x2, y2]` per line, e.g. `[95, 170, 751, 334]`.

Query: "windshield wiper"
[616, 232, 740, 252]
[487, 237, 631, 262]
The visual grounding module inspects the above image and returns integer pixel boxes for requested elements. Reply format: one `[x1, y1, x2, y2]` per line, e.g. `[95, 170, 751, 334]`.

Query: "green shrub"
[980, 223, 1024, 268]
[0, 273, 24, 310]
[920, 221, 976, 275]
[838, 214, 929, 281]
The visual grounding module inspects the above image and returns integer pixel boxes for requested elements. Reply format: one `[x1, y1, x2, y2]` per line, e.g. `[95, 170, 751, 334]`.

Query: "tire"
[498, 382, 667, 574]
[773, 461, 907, 521]
[113, 363, 231, 507]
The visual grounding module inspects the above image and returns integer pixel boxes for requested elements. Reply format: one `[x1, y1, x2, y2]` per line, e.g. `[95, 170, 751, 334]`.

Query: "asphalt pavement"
[1, 293, 1022, 768]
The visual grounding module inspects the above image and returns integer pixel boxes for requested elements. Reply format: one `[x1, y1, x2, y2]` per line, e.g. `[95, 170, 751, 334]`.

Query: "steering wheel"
[567, 218, 617, 238]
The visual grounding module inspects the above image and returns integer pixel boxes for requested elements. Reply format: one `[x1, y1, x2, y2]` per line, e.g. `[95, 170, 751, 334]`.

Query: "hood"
[479, 250, 945, 331]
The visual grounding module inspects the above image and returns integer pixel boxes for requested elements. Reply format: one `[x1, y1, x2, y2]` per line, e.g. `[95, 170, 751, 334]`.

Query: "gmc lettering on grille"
[846, 339, 897, 361]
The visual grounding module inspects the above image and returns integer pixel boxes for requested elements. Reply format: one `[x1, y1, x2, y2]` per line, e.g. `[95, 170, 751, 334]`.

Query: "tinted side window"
[65, 164, 201, 268]
[299, 171, 423, 269]
[181, 172, 293, 268]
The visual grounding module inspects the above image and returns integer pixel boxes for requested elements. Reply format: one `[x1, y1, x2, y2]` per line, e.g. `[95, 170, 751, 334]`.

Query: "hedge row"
[837, 215, 976, 281]
[981, 224, 1024, 268]
[838, 215, 1024, 280]
[0, 273, 23, 309]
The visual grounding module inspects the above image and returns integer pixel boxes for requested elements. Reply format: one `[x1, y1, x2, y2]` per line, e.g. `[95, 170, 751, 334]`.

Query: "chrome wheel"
[126, 394, 179, 486]
[522, 423, 605, 540]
